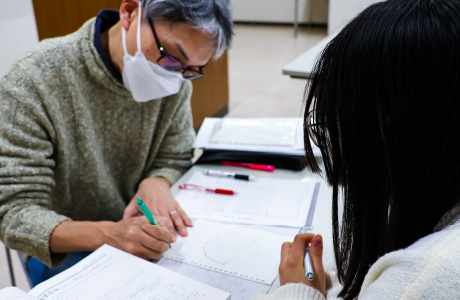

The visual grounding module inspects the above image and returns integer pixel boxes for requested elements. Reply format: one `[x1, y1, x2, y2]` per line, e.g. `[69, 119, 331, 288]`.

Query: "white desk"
[158, 162, 333, 299]
[282, 34, 335, 79]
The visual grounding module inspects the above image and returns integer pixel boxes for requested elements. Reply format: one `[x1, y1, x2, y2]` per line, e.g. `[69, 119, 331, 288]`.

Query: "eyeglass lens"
[158, 55, 184, 71]
[307, 110, 319, 146]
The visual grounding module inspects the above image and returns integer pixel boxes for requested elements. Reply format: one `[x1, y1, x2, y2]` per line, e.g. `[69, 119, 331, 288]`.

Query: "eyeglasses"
[305, 109, 328, 148]
[147, 17, 204, 80]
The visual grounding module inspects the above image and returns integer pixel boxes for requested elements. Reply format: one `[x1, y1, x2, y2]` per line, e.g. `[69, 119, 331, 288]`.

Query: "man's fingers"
[142, 221, 174, 244]
[155, 206, 182, 237]
[123, 200, 141, 219]
[116, 219, 171, 261]
[138, 238, 168, 260]
[152, 214, 176, 240]
[169, 209, 187, 237]
[177, 207, 193, 227]
[149, 205, 160, 217]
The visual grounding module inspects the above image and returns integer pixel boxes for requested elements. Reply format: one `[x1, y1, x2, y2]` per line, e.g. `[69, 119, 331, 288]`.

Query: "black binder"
[195, 149, 307, 171]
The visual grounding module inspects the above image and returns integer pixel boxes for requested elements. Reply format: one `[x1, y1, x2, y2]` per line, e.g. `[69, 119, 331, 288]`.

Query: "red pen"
[178, 183, 235, 195]
[222, 161, 275, 172]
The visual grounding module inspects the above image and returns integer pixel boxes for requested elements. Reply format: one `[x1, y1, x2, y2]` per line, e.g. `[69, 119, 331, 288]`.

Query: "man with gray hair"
[0, 0, 233, 285]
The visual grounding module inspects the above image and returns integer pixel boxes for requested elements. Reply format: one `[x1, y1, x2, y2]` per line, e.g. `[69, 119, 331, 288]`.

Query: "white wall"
[0, 0, 39, 78]
[232, 0, 329, 24]
[328, 0, 380, 34]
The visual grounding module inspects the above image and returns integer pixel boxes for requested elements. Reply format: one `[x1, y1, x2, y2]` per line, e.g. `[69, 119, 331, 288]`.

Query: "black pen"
[203, 170, 254, 181]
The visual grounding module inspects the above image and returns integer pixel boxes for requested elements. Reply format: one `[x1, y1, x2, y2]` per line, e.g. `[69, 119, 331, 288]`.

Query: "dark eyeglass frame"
[305, 109, 328, 148]
[147, 17, 204, 80]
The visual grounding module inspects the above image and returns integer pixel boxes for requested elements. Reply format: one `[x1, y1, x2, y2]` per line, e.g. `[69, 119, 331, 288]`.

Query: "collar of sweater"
[79, 17, 132, 98]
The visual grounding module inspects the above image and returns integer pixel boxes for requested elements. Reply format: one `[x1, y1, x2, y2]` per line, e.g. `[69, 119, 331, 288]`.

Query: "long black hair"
[304, 0, 460, 298]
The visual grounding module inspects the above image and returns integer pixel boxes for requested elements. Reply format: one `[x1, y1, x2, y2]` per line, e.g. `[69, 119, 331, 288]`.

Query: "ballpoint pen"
[304, 245, 314, 281]
[179, 183, 235, 195]
[203, 170, 254, 181]
[222, 161, 275, 172]
[298, 228, 314, 280]
[136, 197, 171, 248]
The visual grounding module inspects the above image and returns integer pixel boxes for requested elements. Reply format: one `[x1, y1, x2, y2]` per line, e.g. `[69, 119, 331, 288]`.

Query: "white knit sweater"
[253, 214, 460, 299]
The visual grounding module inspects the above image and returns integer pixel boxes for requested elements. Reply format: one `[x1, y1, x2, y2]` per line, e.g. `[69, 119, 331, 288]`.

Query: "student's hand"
[279, 233, 329, 296]
[101, 216, 174, 261]
[123, 177, 193, 238]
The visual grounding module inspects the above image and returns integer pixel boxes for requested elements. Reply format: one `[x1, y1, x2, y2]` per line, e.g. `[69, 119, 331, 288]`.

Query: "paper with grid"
[176, 171, 318, 226]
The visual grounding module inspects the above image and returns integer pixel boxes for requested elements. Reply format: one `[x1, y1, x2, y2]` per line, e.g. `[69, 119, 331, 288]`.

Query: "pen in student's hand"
[304, 245, 314, 281]
[203, 169, 254, 181]
[136, 197, 171, 248]
[221, 161, 275, 172]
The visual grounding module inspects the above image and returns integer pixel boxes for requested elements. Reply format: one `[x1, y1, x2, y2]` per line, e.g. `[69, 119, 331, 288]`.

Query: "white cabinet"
[328, 0, 380, 34]
[232, 0, 329, 24]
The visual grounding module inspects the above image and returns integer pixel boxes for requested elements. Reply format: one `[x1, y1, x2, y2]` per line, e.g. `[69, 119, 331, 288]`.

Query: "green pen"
[136, 197, 171, 248]
[136, 197, 158, 225]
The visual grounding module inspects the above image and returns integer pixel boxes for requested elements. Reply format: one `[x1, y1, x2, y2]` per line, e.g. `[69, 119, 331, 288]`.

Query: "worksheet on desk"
[176, 172, 319, 227]
[28, 244, 230, 300]
[164, 220, 291, 285]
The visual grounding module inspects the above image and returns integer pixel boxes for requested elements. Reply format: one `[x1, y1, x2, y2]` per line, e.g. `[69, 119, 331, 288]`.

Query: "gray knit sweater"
[0, 18, 195, 267]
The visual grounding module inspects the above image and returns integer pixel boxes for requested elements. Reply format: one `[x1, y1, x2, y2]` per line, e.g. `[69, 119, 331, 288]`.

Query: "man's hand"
[50, 217, 174, 261]
[279, 233, 329, 296]
[100, 216, 174, 260]
[123, 177, 193, 238]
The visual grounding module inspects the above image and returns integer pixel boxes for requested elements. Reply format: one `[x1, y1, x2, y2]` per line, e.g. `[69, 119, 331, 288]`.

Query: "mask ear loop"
[121, 27, 129, 55]
[137, 0, 143, 52]
[121, 0, 143, 55]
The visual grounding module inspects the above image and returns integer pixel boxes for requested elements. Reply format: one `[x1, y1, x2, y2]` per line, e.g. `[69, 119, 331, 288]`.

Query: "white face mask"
[122, 1, 184, 102]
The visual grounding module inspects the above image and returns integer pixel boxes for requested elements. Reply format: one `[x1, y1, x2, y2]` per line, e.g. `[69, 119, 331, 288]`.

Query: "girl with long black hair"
[254, 0, 460, 299]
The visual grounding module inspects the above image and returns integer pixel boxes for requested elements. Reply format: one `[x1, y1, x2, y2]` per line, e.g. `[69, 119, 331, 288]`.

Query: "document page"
[164, 220, 292, 284]
[0, 287, 36, 300]
[193, 117, 321, 156]
[158, 257, 271, 300]
[158, 226, 300, 300]
[29, 244, 230, 300]
[176, 171, 319, 226]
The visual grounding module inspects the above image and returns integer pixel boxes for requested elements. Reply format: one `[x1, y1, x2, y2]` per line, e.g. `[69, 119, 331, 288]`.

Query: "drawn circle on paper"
[203, 234, 260, 265]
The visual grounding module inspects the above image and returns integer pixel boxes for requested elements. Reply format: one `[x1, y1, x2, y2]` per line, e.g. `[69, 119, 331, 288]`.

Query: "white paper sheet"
[157, 257, 271, 300]
[164, 220, 292, 284]
[157, 225, 300, 300]
[29, 244, 230, 300]
[193, 117, 321, 156]
[0, 287, 36, 300]
[176, 171, 318, 226]
[210, 119, 297, 146]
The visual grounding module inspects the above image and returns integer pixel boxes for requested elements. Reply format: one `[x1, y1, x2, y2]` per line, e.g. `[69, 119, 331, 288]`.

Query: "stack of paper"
[160, 170, 320, 298]
[194, 117, 320, 156]
[193, 117, 321, 170]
